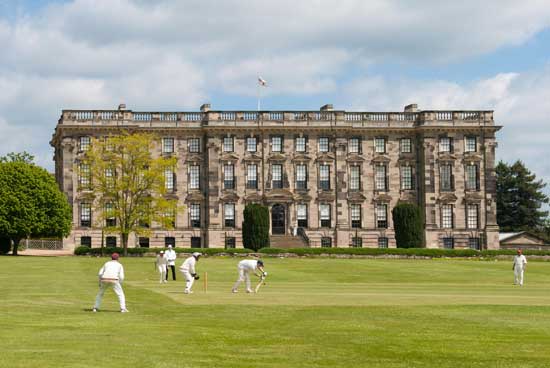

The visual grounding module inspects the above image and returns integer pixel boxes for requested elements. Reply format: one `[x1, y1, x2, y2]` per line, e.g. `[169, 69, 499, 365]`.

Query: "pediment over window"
[293, 192, 312, 202]
[373, 193, 392, 203]
[346, 154, 365, 163]
[185, 153, 204, 163]
[437, 153, 457, 162]
[347, 191, 366, 202]
[244, 193, 263, 202]
[220, 192, 240, 202]
[462, 153, 483, 163]
[243, 153, 263, 162]
[316, 191, 335, 202]
[371, 154, 391, 163]
[220, 153, 239, 162]
[464, 192, 483, 203]
[265, 189, 294, 203]
[315, 153, 335, 162]
[267, 153, 287, 162]
[399, 191, 417, 202]
[185, 192, 205, 202]
[437, 193, 457, 203]
[292, 153, 312, 162]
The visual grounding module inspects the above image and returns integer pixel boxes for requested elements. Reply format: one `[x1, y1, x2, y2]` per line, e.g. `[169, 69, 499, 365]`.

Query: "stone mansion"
[50, 103, 501, 250]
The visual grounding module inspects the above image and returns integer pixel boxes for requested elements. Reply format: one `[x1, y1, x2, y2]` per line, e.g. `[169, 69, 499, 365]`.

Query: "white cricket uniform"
[513, 254, 527, 285]
[156, 255, 168, 283]
[180, 256, 197, 293]
[94, 260, 126, 310]
[232, 260, 260, 292]
[165, 248, 177, 281]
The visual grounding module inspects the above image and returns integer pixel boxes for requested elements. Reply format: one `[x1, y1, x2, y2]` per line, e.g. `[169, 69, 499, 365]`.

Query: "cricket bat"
[254, 276, 266, 293]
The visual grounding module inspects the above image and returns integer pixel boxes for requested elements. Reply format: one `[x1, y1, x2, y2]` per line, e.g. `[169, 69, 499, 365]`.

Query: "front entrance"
[271, 204, 286, 234]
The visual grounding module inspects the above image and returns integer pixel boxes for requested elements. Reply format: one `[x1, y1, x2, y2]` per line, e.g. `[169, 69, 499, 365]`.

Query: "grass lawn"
[1, 256, 549, 368]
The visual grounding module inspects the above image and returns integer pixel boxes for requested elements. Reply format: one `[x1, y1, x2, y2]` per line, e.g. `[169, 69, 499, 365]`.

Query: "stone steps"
[269, 235, 308, 249]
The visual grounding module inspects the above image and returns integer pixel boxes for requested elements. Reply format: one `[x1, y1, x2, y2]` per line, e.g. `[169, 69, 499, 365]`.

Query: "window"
[79, 136, 91, 152]
[225, 237, 236, 249]
[351, 204, 361, 228]
[400, 138, 412, 153]
[106, 236, 117, 247]
[320, 204, 331, 228]
[271, 136, 283, 152]
[295, 136, 307, 152]
[469, 237, 481, 250]
[224, 203, 235, 227]
[189, 165, 200, 190]
[441, 205, 453, 229]
[164, 209, 176, 227]
[349, 137, 360, 153]
[319, 165, 330, 190]
[351, 237, 363, 248]
[246, 137, 257, 152]
[79, 163, 91, 189]
[224, 164, 235, 189]
[375, 137, 386, 153]
[378, 237, 388, 248]
[440, 164, 453, 191]
[105, 167, 115, 189]
[443, 237, 454, 249]
[465, 136, 477, 153]
[467, 204, 479, 229]
[439, 137, 452, 153]
[297, 204, 308, 228]
[401, 166, 413, 190]
[165, 168, 175, 193]
[105, 203, 116, 227]
[223, 136, 234, 152]
[191, 237, 201, 248]
[271, 164, 283, 189]
[375, 165, 387, 191]
[247, 164, 258, 189]
[190, 204, 201, 228]
[321, 237, 332, 248]
[318, 137, 329, 152]
[296, 164, 307, 190]
[465, 164, 479, 191]
[376, 204, 387, 228]
[80, 203, 91, 227]
[165, 237, 175, 248]
[80, 236, 92, 247]
[350, 166, 361, 191]
[188, 138, 200, 153]
[162, 137, 174, 154]
[139, 237, 150, 248]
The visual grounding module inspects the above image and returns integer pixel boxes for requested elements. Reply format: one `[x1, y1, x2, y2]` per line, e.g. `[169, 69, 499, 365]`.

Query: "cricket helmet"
[257, 260, 264, 266]
[111, 253, 120, 260]
[192, 252, 201, 258]
[159, 250, 164, 254]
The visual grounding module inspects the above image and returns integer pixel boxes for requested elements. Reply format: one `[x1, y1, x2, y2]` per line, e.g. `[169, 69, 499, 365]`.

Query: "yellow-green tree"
[83, 132, 178, 256]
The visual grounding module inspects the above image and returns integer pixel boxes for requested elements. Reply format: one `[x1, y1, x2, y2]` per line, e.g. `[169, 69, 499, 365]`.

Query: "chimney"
[200, 103, 211, 112]
[404, 104, 418, 112]
[320, 104, 333, 111]
[118, 103, 127, 110]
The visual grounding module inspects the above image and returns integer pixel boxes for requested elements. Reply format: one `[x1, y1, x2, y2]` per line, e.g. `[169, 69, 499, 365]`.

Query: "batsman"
[180, 252, 201, 294]
[232, 259, 267, 293]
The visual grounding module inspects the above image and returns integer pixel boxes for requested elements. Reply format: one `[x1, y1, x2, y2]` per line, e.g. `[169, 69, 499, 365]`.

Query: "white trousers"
[158, 265, 167, 283]
[182, 271, 194, 292]
[94, 281, 126, 310]
[232, 267, 251, 292]
[514, 268, 525, 285]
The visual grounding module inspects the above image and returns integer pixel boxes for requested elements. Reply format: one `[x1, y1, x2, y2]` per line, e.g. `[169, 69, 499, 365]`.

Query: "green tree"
[242, 204, 270, 251]
[0, 160, 72, 255]
[0, 151, 35, 164]
[496, 160, 548, 232]
[84, 133, 178, 256]
[391, 202, 424, 248]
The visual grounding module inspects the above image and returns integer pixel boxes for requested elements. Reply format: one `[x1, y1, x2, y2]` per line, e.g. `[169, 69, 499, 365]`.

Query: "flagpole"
[257, 82, 261, 111]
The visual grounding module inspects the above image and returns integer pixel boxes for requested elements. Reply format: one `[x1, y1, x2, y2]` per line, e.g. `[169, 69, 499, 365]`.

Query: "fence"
[20, 239, 63, 250]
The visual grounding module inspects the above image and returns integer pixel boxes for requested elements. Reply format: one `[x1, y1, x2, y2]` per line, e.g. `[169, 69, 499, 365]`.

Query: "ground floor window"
[106, 236, 117, 247]
[321, 237, 332, 248]
[351, 237, 363, 248]
[443, 237, 454, 249]
[81, 236, 91, 247]
[191, 237, 201, 248]
[139, 237, 149, 248]
[165, 237, 175, 248]
[225, 237, 236, 249]
[378, 237, 388, 248]
[469, 237, 481, 250]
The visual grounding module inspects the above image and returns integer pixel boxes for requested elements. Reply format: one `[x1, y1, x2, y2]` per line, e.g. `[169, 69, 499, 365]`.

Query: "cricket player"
[180, 252, 201, 294]
[513, 249, 528, 286]
[232, 259, 266, 293]
[165, 245, 177, 281]
[155, 250, 168, 283]
[93, 253, 128, 313]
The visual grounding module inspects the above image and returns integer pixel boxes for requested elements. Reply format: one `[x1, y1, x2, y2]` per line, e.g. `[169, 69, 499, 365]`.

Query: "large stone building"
[51, 103, 501, 250]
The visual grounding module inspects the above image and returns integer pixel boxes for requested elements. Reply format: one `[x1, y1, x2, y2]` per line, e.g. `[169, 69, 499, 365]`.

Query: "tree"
[242, 204, 270, 251]
[84, 132, 178, 256]
[0, 160, 72, 255]
[391, 202, 424, 248]
[0, 151, 35, 164]
[496, 160, 548, 232]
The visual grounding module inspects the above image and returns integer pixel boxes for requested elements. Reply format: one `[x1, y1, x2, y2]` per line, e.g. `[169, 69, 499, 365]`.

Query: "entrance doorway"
[271, 204, 286, 234]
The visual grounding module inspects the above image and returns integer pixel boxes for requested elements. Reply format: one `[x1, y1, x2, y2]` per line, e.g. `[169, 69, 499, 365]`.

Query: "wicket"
[204, 271, 208, 293]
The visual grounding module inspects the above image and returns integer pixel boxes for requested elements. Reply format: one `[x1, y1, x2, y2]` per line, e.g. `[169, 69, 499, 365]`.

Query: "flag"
[258, 76, 267, 87]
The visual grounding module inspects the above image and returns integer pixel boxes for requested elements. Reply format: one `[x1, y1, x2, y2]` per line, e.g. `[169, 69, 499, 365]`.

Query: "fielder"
[512, 249, 528, 286]
[232, 259, 266, 293]
[165, 245, 177, 281]
[93, 253, 128, 313]
[180, 252, 201, 294]
[155, 250, 168, 283]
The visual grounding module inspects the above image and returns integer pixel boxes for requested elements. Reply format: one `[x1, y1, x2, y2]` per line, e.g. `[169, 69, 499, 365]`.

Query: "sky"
[1, 0, 550, 190]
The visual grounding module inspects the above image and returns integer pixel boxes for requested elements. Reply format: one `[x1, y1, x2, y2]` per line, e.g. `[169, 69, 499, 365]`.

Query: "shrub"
[0, 236, 11, 254]
[242, 204, 270, 251]
[74, 246, 255, 256]
[392, 203, 424, 248]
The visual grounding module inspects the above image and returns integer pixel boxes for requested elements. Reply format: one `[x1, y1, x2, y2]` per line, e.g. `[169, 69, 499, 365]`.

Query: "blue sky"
[1, 0, 549, 192]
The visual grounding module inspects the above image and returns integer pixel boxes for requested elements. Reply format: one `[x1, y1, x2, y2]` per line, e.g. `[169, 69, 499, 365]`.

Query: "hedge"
[392, 203, 424, 248]
[242, 204, 270, 251]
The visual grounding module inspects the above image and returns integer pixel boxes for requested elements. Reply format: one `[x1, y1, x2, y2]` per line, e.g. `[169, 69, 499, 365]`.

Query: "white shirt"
[238, 259, 259, 271]
[165, 249, 177, 266]
[156, 255, 167, 267]
[98, 260, 124, 282]
[513, 255, 527, 271]
[180, 256, 197, 274]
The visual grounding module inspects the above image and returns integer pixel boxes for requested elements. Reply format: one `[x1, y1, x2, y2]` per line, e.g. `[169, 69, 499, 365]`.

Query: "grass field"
[1, 256, 550, 368]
